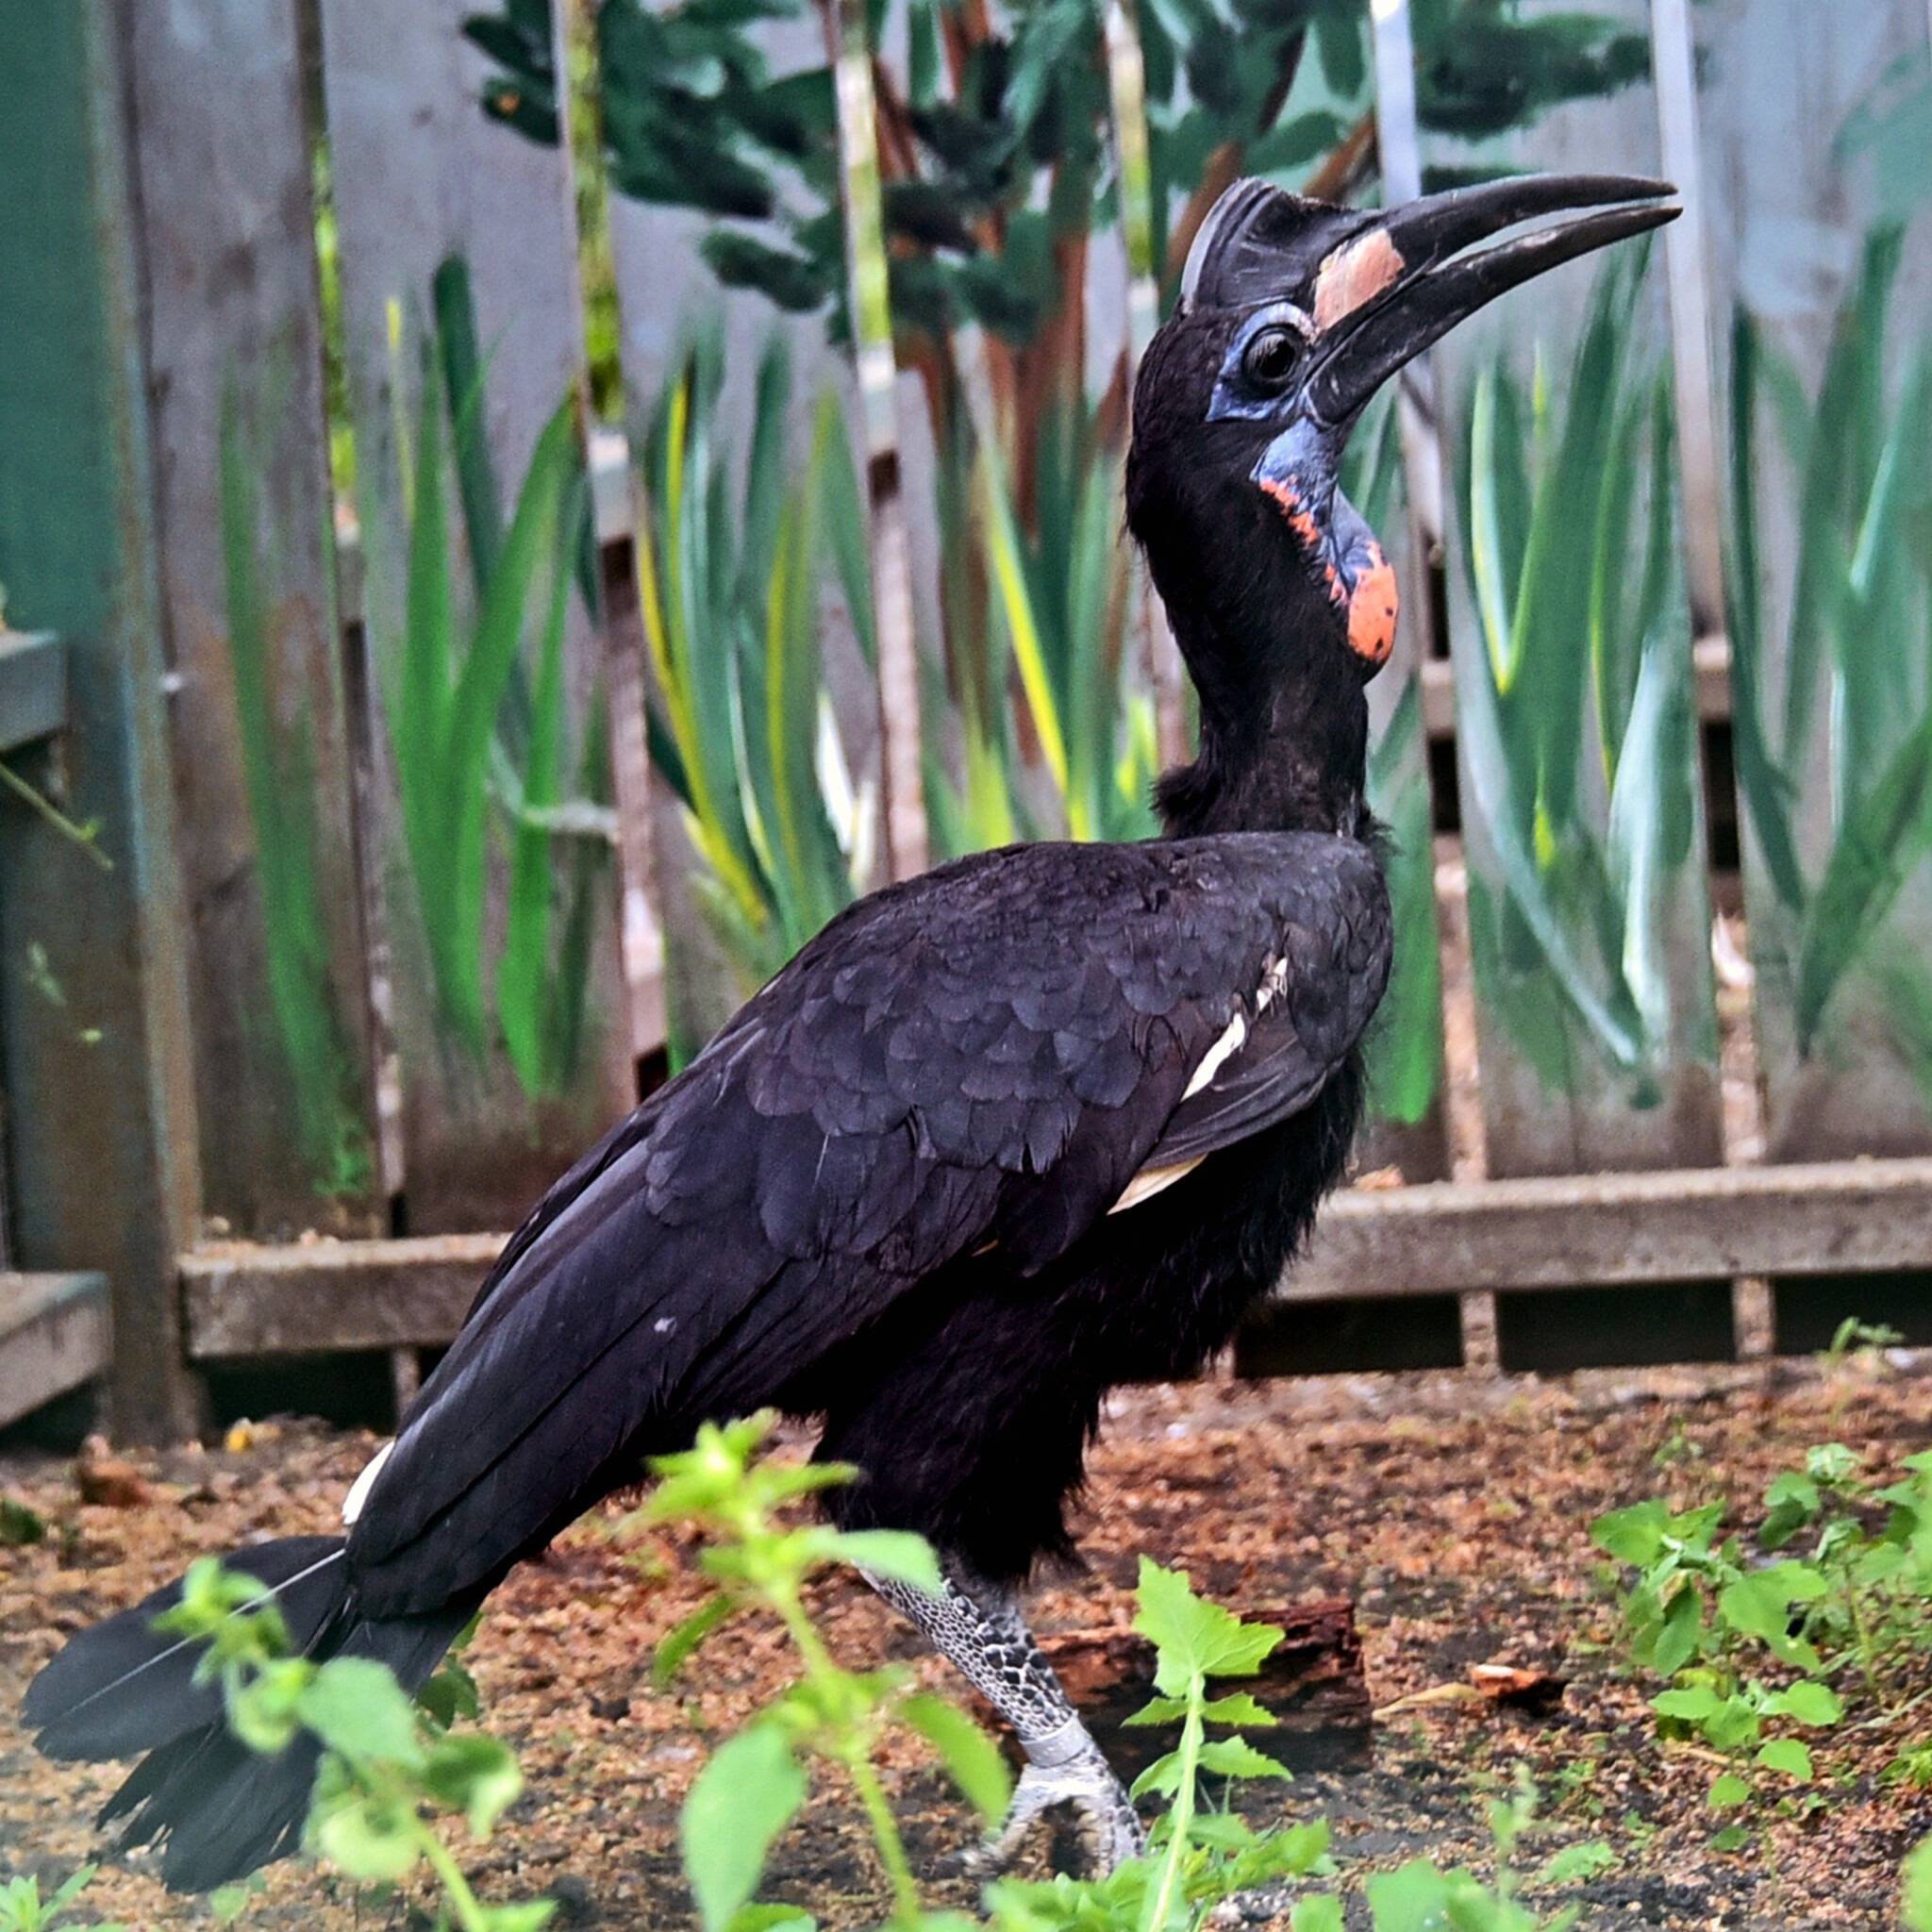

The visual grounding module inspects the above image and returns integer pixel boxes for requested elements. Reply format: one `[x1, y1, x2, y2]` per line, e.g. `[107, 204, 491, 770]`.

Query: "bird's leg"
[866, 1556, 1143, 1877]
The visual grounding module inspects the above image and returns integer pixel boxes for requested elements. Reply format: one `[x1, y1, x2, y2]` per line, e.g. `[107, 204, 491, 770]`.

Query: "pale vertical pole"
[1650, 0, 1729, 639]
[1103, 0, 1187, 766]
[829, 0, 929, 881]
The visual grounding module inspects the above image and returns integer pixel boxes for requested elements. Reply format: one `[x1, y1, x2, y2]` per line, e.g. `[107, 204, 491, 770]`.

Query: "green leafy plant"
[380, 273, 608, 1102]
[1456, 250, 1708, 1102]
[1319, 1774, 1607, 1932]
[636, 1415, 1011, 1928]
[1726, 226, 1932, 1077]
[467, 0, 1646, 434]
[926, 396, 1159, 858]
[218, 383, 372, 1195]
[0, 1869, 120, 1932]
[1592, 1440, 1932, 1819]
[154, 1557, 550, 1932]
[643, 1417, 1340, 1932]
[634, 329, 875, 1013]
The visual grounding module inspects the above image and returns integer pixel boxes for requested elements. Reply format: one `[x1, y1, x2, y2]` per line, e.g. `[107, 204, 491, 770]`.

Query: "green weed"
[1594, 1440, 1932, 1817]
[0, 1868, 119, 1932]
[153, 1557, 549, 1931]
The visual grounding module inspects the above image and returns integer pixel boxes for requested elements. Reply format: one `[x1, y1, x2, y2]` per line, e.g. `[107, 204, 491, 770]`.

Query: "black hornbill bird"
[25, 172, 1675, 1889]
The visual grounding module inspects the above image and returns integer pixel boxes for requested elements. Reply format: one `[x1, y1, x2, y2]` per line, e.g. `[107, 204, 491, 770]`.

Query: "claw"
[958, 1748, 1144, 1879]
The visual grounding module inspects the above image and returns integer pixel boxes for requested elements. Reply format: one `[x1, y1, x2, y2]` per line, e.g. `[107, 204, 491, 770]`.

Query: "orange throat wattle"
[1257, 475, 1399, 669]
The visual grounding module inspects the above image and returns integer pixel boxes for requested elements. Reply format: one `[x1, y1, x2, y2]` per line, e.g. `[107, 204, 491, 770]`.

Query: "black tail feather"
[25, 1534, 476, 1891]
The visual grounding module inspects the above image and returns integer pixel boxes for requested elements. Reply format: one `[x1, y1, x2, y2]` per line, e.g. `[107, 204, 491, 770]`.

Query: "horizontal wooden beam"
[1418, 635, 1730, 742]
[183, 1233, 503, 1357]
[0, 1271, 108, 1426]
[1284, 1157, 1932, 1302]
[180, 1156, 1932, 1359]
[0, 629, 66, 753]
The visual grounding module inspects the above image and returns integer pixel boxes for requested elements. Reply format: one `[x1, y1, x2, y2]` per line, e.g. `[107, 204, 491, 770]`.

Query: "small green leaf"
[297, 1657, 426, 1766]
[1756, 1737, 1814, 1782]
[1652, 1685, 1721, 1721]
[1195, 1737, 1291, 1782]
[655, 1595, 741, 1687]
[819, 1529, 941, 1593]
[1123, 1693, 1190, 1726]
[1132, 1558, 1281, 1693]
[1902, 1835, 1932, 1931]
[1535, 1840, 1617, 1887]
[423, 1733, 525, 1837]
[1290, 1897, 1343, 1932]
[1592, 1501, 1669, 1566]
[681, 1724, 807, 1932]
[307, 1760, 423, 1883]
[1366, 1857, 1452, 1931]
[1707, 1773, 1752, 1810]
[1768, 1679, 1843, 1726]
[225, 1656, 310, 1756]
[899, 1692, 1011, 1824]
[477, 1903, 557, 1931]
[1128, 1748, 1183, 1800]
[0, 1497, 46, 1545]
[1652, 1587, 1705, 1677]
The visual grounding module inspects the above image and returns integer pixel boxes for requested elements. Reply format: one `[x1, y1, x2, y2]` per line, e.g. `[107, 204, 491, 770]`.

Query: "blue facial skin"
[1203, 300, 1397, 668]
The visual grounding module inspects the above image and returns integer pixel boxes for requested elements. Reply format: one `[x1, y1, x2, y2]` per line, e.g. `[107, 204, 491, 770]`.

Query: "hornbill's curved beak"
[1297, 174, 1681, 426]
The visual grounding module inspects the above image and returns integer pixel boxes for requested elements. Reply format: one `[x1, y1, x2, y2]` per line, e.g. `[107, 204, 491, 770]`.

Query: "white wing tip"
[342, 1440, 395, 1526]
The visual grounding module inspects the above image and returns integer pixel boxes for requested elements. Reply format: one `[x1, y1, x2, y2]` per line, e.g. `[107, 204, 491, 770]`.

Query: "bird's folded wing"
[347, 833, 1387, 1613]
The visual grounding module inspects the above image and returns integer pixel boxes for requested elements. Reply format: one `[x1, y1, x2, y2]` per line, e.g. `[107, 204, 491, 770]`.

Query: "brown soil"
[5, 1358, 1931, 1930]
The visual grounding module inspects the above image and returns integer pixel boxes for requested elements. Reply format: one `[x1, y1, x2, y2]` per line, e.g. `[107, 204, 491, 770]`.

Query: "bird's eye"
[1241, 325, 1298, 391]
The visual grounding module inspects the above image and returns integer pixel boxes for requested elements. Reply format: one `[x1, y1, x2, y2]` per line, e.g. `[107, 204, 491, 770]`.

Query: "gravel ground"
[4, 1355, 1931, 1929]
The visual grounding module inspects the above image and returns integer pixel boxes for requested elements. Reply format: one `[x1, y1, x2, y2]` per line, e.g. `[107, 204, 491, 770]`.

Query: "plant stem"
[414, 1819, 495, 1932]
[363, 1761, 493, 1932]
[0, 758, 112, 870]
[767, 1575, 921, 1925]
[1141, 1692, 1203, 1932]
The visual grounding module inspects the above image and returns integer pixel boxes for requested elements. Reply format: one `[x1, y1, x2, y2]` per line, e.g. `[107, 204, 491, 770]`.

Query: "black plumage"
[24, 170, 1677, 1890]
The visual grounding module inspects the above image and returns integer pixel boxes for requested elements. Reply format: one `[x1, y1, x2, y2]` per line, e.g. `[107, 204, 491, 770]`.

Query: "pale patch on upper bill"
[1314, 228, 1406, 332]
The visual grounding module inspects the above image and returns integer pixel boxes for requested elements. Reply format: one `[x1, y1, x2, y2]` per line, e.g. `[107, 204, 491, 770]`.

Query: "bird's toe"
[953, 1754, 1143, 1880]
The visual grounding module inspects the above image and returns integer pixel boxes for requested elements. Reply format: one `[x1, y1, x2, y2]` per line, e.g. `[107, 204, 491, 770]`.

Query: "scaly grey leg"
[867, 1556, 1143, 1876]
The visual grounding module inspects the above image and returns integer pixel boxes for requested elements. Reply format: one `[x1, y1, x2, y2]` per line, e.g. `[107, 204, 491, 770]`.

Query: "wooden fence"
[2, 0, 1931, 1437]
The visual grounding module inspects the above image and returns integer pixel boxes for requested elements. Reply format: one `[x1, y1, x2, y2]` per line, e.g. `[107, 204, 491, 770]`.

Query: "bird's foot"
[955, 1721, 1143, 1879]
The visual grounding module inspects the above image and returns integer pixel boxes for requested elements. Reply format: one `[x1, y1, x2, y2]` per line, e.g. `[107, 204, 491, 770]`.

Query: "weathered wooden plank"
[1692, 0, 1932, 1161]
[0, 0, 203, 1440]
[1422, 0, 1724, 1177]
[180, 1156, 1932, 1357]
[1286, 1158, 1932, 1302]
[318, 0, 631, 1230]
[0, 1274, 110, 1429]
[0, 632, 66, 753]
[124, 0, 377, 1237]
[184, 1235, 501, 1357]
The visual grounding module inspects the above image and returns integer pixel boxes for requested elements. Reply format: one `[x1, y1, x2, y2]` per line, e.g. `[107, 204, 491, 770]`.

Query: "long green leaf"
[441, 402, 576, 1049]
[498, 487, 575, 1097]
[1724, 308, 1807, 915]
[1795, 718, 1932, 1050]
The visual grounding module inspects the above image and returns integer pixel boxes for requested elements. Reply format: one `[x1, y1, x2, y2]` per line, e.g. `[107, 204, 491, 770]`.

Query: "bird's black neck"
[1152, 604, 1370, 841]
